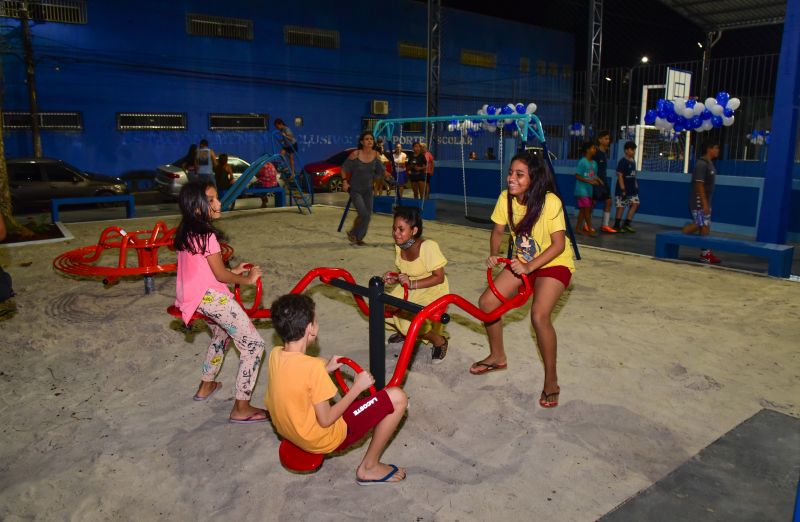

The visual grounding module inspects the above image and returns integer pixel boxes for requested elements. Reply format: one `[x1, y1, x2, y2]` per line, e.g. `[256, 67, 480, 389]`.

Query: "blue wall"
[1, 0, 574, 178]
[434, 159, 800, 241]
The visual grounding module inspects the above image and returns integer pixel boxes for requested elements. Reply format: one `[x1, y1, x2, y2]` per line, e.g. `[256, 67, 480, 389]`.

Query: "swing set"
[340, 112, 580, 260]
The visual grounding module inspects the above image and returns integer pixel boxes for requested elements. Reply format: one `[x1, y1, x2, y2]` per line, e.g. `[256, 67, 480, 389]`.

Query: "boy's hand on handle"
[353, 371, 375, 393]
[486, 255, 500, 268]
[326, 355, 343, 373]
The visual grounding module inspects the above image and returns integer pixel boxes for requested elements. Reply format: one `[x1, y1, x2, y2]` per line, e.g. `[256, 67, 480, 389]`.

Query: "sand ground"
[0, 205, 798, 521]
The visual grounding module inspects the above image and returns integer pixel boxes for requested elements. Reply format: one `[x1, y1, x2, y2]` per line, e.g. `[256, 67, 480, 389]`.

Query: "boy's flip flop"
[192, 381, 222, 401]
[469, 362, 508, 375]
[356, 464, 405, 486]
[229, 410, 270, 424]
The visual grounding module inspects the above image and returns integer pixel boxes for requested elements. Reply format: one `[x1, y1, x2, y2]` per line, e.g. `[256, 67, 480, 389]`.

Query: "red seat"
[279, 439, 324, 473]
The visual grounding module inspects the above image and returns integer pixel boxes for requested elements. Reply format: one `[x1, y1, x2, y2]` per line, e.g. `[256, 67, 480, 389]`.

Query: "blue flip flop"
[192, 381, 222, 401]
[356, 464, 405, 486]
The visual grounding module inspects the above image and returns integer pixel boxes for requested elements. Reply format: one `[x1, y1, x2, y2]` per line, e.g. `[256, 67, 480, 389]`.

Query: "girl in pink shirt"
[174, 182, 269, 424]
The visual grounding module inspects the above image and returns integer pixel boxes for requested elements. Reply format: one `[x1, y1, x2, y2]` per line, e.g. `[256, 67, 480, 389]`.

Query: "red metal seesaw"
[166, 260, 532, 473]
[54, 221, 233, 292]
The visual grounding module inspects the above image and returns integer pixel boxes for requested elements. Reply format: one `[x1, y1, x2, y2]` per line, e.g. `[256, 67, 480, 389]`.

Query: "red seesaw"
[166, 259, 531, 472]
[54, 221, 233, 293]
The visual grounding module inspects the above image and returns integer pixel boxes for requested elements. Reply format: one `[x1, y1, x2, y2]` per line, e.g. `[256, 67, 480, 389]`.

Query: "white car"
[154, 155, 253, 198]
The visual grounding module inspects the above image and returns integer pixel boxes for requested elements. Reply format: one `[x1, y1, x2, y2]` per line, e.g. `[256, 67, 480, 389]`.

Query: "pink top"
[174, 233, 232, 325]
[424, 151, 434, 174]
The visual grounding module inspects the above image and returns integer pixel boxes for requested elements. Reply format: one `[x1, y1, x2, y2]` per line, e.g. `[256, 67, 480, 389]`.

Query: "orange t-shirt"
[265, 347, 347, 453]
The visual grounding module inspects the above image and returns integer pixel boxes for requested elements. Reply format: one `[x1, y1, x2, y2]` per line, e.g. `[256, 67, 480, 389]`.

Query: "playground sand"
[0, 206, 798, 521]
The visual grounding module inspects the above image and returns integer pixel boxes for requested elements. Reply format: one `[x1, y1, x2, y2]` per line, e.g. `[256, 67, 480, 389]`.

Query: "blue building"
[1, 0, 574, 177]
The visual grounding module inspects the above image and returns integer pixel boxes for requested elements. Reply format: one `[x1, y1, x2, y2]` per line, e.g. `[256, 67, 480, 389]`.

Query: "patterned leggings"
[196, 289, 265, 400]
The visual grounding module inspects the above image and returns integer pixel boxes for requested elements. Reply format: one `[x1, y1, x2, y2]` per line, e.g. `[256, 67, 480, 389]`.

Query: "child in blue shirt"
[613, 141, 641, 233]
[574, 141, 600, 236]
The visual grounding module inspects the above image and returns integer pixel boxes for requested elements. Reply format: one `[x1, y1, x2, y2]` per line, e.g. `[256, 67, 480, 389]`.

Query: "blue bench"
[655, 231, 795, 278]
[51, 194, 135, 222]
[373, 196, 436, 220]
[223, 186, 285, 207]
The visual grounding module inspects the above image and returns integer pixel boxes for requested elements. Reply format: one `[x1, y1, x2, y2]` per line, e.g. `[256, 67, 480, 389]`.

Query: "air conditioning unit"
[371, 100, 389, 115]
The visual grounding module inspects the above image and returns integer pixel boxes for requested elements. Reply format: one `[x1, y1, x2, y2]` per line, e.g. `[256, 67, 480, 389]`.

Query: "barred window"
[117, 113, 186, 131]
[362, 118, 380, 132]
[186, 13, 253, 40]
[399, 41, 426, 59]
[562, 64, 572, 80]
[536, 60, 546, 76]
[520, 57, 530, 73]
[460, 49, 496, 69]
[209, 113, 268, 130]
[401, 121, 424, 134]
[549, 62, 559, 77]
[0, 0, 87, 24]
[4, 111, 83, 130]
[284, 25, 339, 49]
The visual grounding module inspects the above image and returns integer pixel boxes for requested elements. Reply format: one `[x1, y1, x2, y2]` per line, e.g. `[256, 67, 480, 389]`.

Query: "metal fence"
[438, 53, 796, 175]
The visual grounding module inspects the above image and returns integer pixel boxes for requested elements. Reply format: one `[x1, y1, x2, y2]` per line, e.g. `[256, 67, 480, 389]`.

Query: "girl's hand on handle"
[245, 265, 262, 284]
[382, 271, 398, 284]
[326, 355, 343, 373]
[486, 255, 500, 269]
[509, 258, 530, 276]
[353, 371, 375, 393]
[230, 262, 248, 275]
[396, 273, 411, 286]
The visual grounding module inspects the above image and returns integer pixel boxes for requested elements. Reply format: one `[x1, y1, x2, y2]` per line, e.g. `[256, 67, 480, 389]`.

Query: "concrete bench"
[51, 194, 135, 222]
[231, 186, 285, 207]
[654, 231, 795, 278]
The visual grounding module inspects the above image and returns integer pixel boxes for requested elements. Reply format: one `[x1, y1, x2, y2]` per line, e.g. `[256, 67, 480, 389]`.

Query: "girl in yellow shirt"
[383, 207, 450, 363]
[469, 152, 575, 409]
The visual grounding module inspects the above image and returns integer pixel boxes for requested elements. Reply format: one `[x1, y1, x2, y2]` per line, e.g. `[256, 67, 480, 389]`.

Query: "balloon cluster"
[747, 129, 770, 146]
[644, 92, 741, 133]
[569, 123, 585, 137]
[447, 102, 538, 135]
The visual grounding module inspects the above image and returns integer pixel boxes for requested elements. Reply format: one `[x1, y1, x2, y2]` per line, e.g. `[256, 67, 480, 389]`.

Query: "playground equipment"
[54, 221, 233, 293]
[166, 258, 535, 472]
[218, 138, 312, 214]
[361, 112, 581, 260]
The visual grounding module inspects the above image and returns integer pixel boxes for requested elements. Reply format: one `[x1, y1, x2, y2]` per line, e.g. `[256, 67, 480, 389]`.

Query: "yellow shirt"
[490, 191, 575, 272]
[388, 239, 450, 338]
[265, 347, 347, 454]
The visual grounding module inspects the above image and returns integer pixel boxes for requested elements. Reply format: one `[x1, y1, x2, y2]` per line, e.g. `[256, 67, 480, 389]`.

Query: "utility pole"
[425, 0, 441, 156]
[584, 0, 603, 132]
[20, 2, 43, 158]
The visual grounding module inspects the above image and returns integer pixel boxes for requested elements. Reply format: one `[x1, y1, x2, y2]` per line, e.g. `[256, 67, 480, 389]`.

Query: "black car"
[7, 158, 128, 209]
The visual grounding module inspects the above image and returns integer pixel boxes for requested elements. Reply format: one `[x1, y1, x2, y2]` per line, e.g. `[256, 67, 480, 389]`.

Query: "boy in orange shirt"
[265, 294, 408, 485]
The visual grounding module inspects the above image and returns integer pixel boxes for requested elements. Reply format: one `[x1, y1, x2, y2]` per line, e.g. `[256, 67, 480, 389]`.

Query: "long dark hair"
[507, 151, 559, 236]
[174, 181, 225, 254]
[183, 144, 197, 166]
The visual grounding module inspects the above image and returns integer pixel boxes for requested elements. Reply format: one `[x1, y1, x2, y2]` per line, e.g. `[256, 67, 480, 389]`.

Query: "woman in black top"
[342, 132, 391, 245]
[407, 142, 427, 200]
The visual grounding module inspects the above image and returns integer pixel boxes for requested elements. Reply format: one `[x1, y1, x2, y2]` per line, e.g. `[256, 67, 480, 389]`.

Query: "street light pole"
[625, 56, 649, 137]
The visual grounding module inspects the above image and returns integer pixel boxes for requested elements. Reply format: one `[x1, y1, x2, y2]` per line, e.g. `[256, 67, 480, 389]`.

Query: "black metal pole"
[367, 276, 386, 389]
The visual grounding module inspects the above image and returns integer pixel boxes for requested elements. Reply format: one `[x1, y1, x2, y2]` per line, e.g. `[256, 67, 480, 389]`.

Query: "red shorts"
[530, 265, 572, 288]
[335, 388, 395, 450]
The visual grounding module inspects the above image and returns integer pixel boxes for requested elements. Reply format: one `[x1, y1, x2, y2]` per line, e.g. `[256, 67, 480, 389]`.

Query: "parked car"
[304, 148, 407, 192]
[7, 157, 128, 209]
[154, 155, 253, 198]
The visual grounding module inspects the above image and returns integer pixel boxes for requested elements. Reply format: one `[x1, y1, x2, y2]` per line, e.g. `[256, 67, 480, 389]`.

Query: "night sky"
[438, 0, 784, 69]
